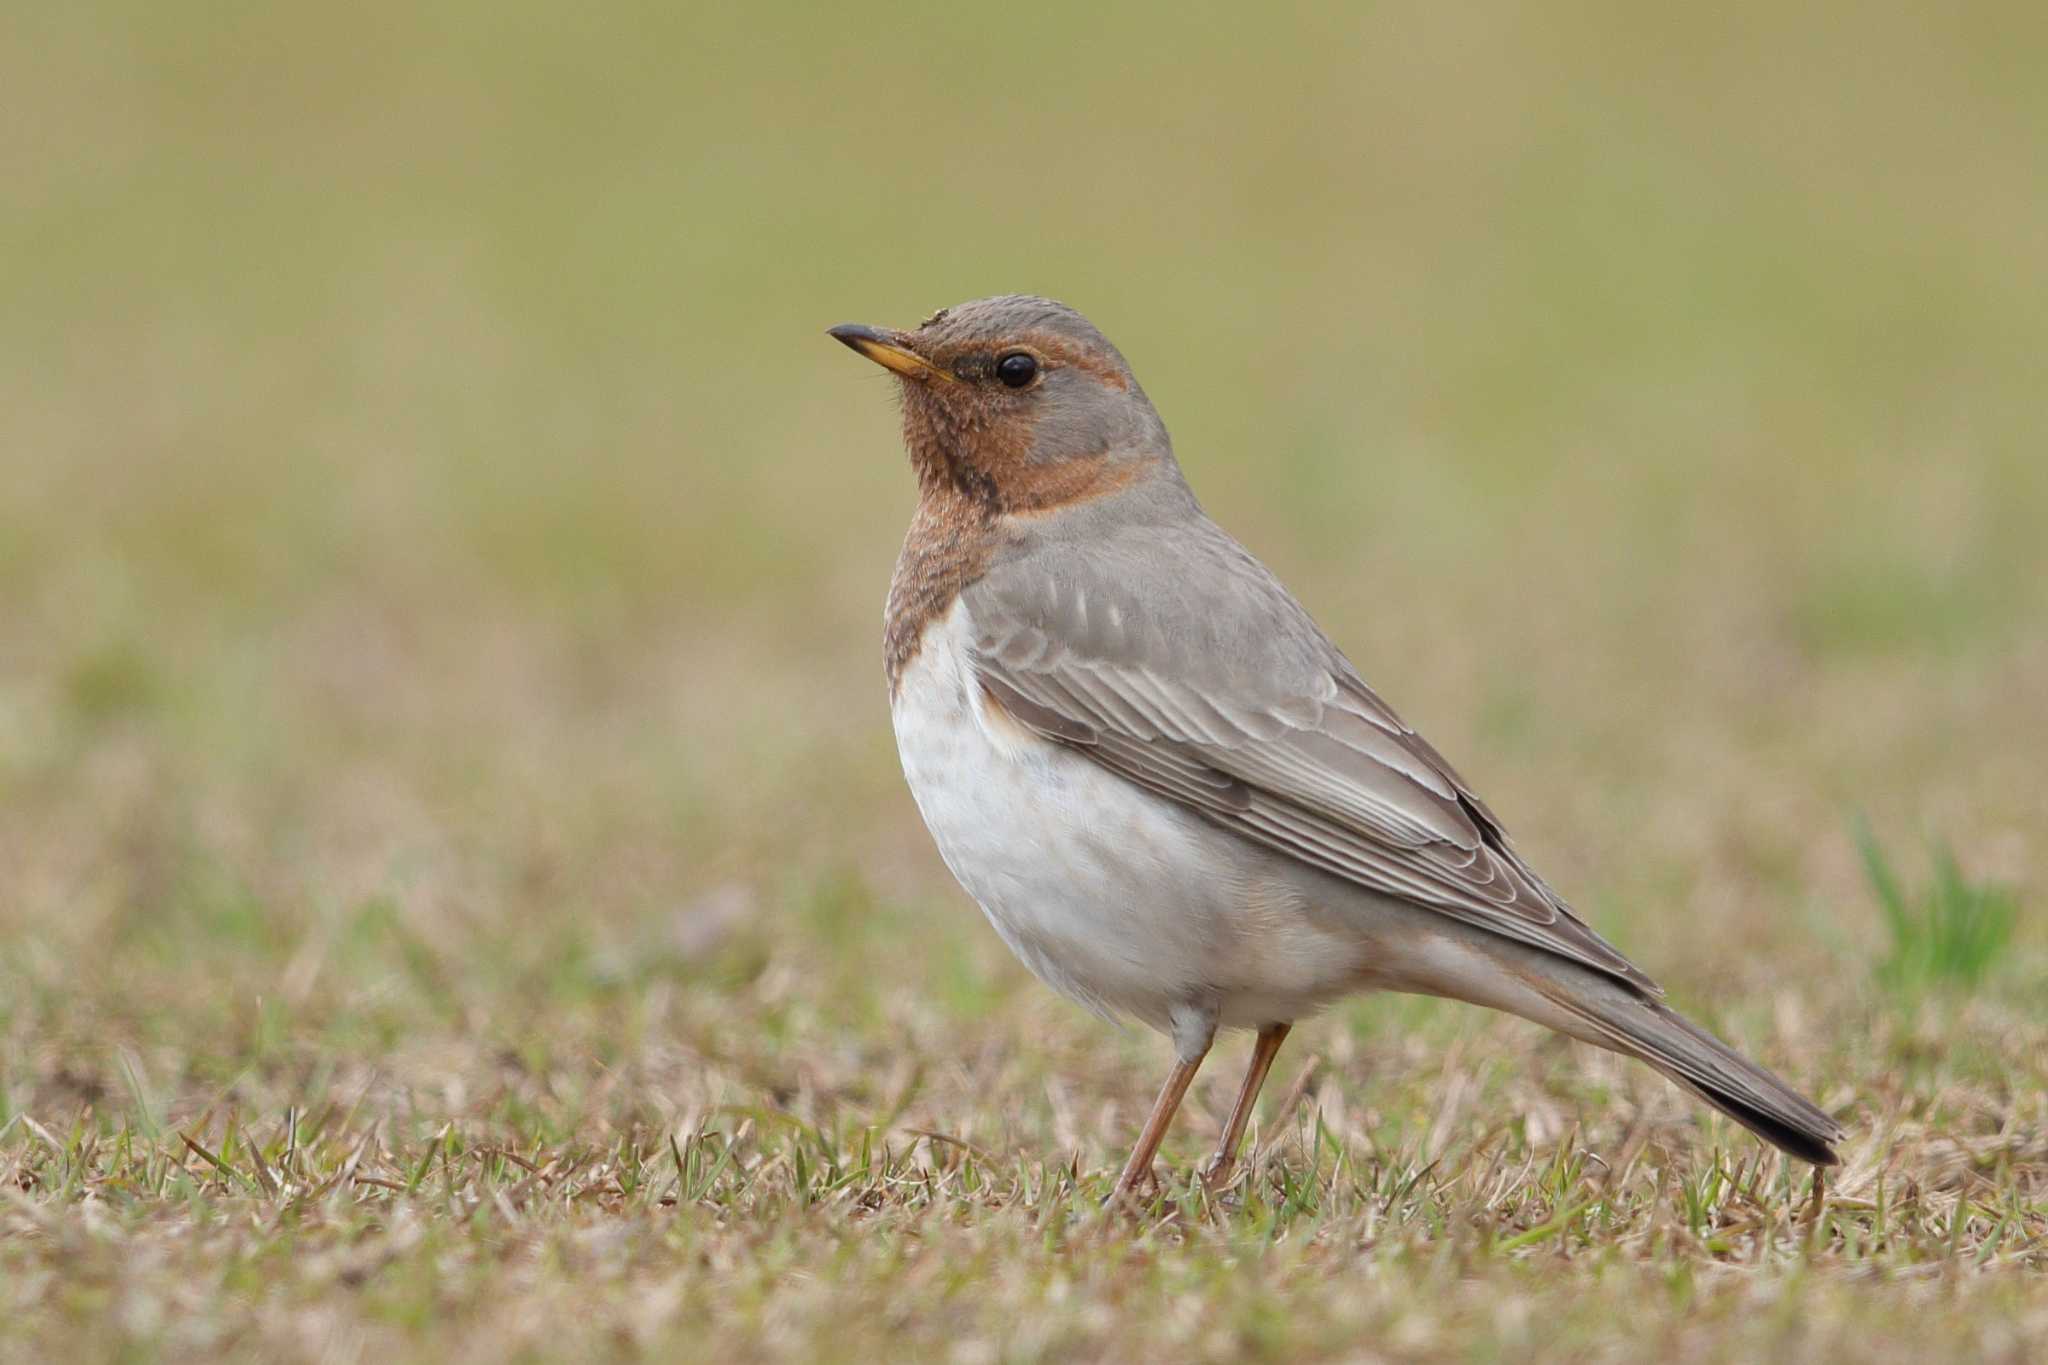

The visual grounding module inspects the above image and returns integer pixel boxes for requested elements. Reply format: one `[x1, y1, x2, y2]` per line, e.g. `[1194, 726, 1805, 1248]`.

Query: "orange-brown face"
[829, 296, 1169, 512]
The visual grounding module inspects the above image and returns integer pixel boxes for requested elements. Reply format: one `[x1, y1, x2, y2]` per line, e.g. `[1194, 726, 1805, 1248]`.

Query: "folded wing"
[966, 520, 1657, 994]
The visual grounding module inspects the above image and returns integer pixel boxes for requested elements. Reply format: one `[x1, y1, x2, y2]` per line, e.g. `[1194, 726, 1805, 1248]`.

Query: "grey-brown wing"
[964, 521, 1657, 994]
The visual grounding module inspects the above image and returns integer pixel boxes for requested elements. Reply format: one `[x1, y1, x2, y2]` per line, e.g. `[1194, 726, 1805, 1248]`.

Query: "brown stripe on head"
[1025, 332, 1129, 391]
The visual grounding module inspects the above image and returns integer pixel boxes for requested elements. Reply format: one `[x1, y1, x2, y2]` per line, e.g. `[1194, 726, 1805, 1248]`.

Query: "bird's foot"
[1103, 1165, 1160, 1210]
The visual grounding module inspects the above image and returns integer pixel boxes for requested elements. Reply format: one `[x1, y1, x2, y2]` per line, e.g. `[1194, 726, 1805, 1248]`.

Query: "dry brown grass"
[6, 978, 2047, 1361]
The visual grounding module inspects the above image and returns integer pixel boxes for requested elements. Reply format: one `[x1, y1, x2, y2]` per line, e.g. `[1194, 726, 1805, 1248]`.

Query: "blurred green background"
[5, 0, 2045, 1064]
[4, 1, 2046, 1356]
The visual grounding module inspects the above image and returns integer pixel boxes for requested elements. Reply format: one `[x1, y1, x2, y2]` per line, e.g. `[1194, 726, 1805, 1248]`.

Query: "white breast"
[889, 598, 1375, 1031]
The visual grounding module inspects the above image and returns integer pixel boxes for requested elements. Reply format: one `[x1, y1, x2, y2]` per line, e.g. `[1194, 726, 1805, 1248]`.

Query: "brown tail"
[1527, 968, 1844, 1166]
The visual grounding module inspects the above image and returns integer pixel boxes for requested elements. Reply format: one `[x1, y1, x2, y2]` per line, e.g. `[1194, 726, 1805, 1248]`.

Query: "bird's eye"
[996, 352, 1039, 388]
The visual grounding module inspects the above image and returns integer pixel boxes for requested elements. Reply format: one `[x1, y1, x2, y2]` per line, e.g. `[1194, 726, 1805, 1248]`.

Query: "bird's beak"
[827, 323, 953, 382]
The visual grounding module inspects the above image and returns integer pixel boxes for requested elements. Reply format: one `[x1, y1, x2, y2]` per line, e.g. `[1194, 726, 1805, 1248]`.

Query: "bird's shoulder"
[969, 493, 1347, 715]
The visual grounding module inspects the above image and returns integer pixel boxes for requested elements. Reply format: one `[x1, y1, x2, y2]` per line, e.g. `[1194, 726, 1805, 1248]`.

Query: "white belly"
[890, 599, 1374, 1032]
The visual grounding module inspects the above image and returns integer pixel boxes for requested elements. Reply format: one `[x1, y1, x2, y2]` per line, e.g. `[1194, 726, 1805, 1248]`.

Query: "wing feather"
[966, 527, 1656, 993]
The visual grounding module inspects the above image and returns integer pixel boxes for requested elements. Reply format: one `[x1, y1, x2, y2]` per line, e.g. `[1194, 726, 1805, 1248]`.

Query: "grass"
[5, 1008, 2047, 1360]
[1859, 822, 2020, 998]
[3, 1, 2047, 1360]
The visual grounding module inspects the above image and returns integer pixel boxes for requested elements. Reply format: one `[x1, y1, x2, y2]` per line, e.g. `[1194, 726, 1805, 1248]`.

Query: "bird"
[827, 294, 1842, 1197]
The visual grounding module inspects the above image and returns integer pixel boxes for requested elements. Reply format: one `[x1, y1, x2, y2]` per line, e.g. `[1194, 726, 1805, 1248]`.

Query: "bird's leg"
[1199, 1022, 1291, 1189]
[1111, 1056, 1202, 1198]
[1111, 1005, 1215, 1200]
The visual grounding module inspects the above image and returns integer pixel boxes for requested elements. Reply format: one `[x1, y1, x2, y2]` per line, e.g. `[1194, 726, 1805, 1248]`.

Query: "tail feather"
[1530, 972, 1844, 1166]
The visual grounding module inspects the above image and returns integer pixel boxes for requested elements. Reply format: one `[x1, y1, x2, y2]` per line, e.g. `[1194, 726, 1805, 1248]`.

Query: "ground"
[3, 3, 2046, 1361]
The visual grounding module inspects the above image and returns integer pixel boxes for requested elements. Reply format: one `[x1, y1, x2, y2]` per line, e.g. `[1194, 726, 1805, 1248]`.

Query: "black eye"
[996, 352, 1038, 388]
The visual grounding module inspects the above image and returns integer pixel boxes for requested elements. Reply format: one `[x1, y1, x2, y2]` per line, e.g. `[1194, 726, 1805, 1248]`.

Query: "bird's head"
[829, 295, 1174, 511]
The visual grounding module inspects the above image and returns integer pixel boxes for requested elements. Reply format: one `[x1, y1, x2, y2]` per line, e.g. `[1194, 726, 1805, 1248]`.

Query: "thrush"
[829, 295, 1842, 1196]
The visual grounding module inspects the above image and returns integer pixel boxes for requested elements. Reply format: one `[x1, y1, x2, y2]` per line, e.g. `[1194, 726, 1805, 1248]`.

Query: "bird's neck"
[883, 454, 1177, 692]
[884, 483, 1001, 695]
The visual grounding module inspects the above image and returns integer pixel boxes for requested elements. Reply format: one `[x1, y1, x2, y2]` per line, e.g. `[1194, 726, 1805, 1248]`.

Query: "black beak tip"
[828, 322, 885, 350]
